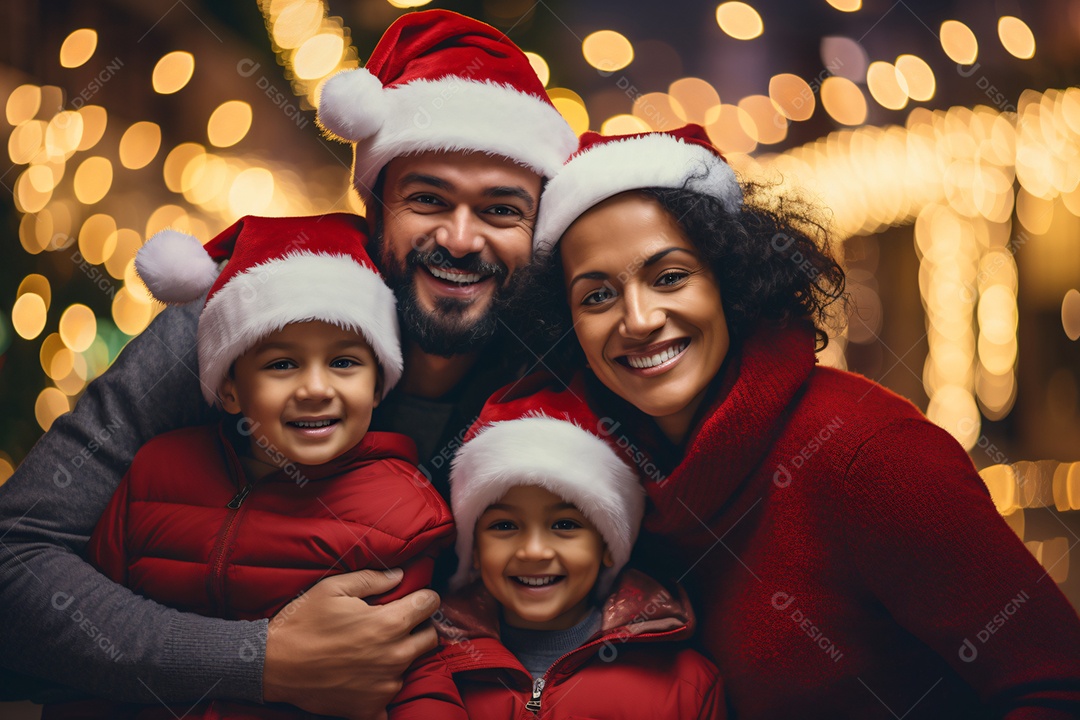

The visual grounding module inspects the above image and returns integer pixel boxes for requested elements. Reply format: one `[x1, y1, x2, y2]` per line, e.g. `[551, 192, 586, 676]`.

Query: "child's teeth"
[627, 341, 688, 369]
[516, 576, 558, 586]
[294, 420, 333, 428]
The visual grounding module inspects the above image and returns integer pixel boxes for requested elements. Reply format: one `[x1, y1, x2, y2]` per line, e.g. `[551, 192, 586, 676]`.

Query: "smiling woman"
[506, 124, 1080, 718]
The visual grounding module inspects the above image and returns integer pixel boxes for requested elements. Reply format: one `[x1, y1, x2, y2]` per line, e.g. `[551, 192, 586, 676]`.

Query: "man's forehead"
[386, 150, 543, 190]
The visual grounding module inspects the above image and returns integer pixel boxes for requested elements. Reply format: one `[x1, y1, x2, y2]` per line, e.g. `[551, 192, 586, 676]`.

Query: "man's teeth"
[515, 576, 560, 587]
[626, 341, 689, 369]
[292, 419, 334, 428]
[427, 265, 485, 284]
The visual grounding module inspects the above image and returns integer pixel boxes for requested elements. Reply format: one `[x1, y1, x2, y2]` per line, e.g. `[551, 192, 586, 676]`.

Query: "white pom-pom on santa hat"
[135, 229, 220, 304]
[316, 68, 388, 143]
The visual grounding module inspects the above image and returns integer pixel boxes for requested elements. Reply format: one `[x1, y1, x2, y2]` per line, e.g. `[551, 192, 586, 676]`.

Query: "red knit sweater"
[622, 323, 1080, 719]
[495, 324, 1080, 718]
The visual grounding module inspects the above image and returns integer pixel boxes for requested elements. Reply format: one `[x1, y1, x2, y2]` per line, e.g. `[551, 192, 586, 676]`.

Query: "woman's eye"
[657, 270, 689, 287]
[581, 284, 615, 306]
[552, 519, 582, 531]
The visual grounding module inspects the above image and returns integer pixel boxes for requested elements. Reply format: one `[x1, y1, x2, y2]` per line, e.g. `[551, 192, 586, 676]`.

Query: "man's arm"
[0, 302, 264, 703]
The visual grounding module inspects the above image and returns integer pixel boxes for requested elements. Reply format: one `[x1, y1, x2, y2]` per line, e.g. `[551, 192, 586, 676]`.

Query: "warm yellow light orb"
[152, 51, 195, 94]
[582, 30, 634, 73]
[715, 2, 764, 40]
[60, 29, 98, 68]
[998, 16, 1035, 60]
[12, 293, 47, 340]
[59, 304, 97, 353]
[524, 52, 550, 87]
[820, 76, 867, 125]
[207, 101, 253, 148]
[119, 121, 162, 170]
[941, 20, 978, 65]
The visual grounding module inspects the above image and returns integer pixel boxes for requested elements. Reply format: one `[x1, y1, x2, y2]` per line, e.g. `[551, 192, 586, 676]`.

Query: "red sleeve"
[370, 479, 455, 605]
[387, 649, 469, 720]
[841, 418, 1080, 717]
[85, 466, 134, 585]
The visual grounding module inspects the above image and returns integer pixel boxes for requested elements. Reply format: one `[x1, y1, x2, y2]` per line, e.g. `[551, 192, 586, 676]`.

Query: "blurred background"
[0, 0, 1078, 620]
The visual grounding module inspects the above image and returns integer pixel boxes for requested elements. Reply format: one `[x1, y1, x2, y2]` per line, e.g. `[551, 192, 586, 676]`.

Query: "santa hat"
[449, 376, 645, 597]
[134, 213, 402, 405]
[316, 9, 577, 205]
[533, 124, 743, 254]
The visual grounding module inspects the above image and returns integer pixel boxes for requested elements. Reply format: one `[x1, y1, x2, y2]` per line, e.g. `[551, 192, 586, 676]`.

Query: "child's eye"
[657, 270, 690, 287]
[266, 360, 296, 371]
[329, 358, 358, 369]
[552, 519, 582, 531]
[488, 520, 517, 531]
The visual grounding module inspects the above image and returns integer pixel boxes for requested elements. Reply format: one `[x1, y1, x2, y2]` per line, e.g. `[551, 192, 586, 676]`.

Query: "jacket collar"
[434, 569, 696, 673]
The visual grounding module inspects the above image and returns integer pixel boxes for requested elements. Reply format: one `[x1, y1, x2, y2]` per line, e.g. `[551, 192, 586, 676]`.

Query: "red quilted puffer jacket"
[46, 422, 454, 720]
[389, 569, 726, 719]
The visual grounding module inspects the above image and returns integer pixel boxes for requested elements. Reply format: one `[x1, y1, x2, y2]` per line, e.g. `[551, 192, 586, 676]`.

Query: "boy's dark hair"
[505, 182, 846, 373]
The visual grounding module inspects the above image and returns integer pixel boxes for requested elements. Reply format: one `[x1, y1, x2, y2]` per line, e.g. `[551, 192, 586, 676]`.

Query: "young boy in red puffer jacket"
[389, 376, 725, 719]
[45, 214, 453, 720]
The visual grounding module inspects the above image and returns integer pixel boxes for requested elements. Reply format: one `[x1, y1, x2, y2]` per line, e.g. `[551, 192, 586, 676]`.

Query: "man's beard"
[371, 224, 513, 358]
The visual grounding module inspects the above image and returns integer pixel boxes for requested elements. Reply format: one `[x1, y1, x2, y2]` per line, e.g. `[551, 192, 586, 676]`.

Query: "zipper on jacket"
[525, 677, 545, 714]
[226, 482, 254, 509]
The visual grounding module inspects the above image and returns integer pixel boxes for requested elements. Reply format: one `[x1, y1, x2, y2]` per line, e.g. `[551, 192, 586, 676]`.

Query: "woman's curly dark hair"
[503, 181, 847, 374]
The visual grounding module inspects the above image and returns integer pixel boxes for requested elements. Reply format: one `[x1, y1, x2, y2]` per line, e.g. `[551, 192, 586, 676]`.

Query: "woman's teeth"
[626, 341, 689, 369]
[290, 419, 335, 428]
[514, 576, 562, 587]
[427, 265, 485, 284]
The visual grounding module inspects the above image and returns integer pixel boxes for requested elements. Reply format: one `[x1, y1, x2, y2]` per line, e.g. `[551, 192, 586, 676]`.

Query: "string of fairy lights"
[2, 1, 1079, 576]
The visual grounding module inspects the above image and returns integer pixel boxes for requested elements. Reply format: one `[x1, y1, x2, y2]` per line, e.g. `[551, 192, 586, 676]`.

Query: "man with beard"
[0, 10, 576, 720]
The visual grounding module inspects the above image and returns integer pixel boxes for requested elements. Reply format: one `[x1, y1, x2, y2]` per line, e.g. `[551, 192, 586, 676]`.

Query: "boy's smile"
[219, 321, 382, 469]
[474, 484, 614, 631]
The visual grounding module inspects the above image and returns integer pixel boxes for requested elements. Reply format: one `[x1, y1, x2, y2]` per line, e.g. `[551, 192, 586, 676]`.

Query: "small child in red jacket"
[390, 379, 725, 719]
[45, 214, 453, 720]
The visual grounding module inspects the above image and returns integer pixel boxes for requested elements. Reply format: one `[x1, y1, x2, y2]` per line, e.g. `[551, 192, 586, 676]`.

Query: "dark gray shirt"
[500, 607, 603, 680]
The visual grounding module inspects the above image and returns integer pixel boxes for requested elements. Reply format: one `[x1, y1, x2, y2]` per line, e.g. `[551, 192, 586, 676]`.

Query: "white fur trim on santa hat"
[316, 68, 389, 143]
[347, 78, 578, 201]
[533, 134, 744, 254]
[449, 416, 644, 597]
[135, 229, 220, 304]
[197, 252, 402, 405]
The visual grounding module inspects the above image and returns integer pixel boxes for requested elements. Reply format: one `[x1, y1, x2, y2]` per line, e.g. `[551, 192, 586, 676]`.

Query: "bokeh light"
[769, 73, 814, 121]
[152, 51, 195, 94]
[59, 29, 97, 68]
[998, 16, 1035, 60]
[6, 84, 41, 126]
[582, 30, 634, 73]
[293, 33, 345, 80]
[524, 52, 550, 87]
[73, 156, 113, 204]
[820, 76, 867, 125]
[941, 20, 978, 65]
[715, 3, 764, 40]
[895, 55, 935, 102]
[35, 387, 70, 432]
[18, 274, 52, 310]
[119, 121, 162, 170]
[59, 304, 97, 352]
[207, 101, 253, 148]
[12, 293, 47, 340]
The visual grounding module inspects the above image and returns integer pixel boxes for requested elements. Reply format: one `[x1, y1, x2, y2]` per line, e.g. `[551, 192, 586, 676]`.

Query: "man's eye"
[410, 194, 443, 206]
[487, 205, 521, 217]
[552, 519, 581, 531]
